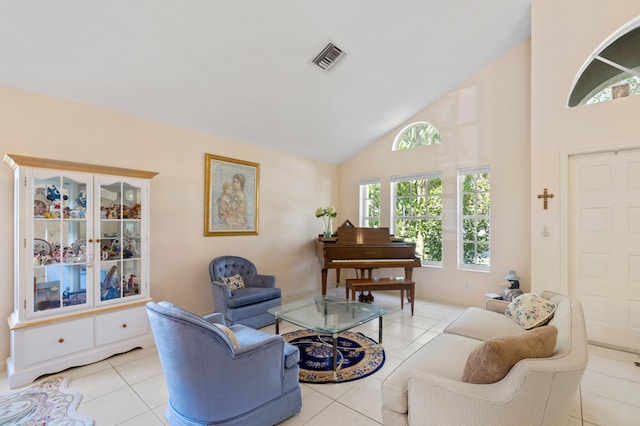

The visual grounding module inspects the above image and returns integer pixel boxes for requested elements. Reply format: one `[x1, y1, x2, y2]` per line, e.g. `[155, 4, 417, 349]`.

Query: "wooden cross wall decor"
[537, 188, 554, 210]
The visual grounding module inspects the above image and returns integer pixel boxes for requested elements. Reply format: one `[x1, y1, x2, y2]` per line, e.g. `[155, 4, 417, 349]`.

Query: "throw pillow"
[213, 323, 241, 349]
[461, 325, 558, 384]
[221, 274, 245, 291]
[505, 293, 557, 330]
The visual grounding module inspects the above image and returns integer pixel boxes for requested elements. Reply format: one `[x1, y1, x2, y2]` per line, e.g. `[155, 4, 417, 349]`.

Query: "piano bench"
[345, 277, 415, 315]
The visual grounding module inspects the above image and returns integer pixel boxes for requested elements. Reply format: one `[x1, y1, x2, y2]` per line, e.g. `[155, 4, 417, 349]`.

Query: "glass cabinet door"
[32, 171, 90, 313]
[97, 177, 144, 302]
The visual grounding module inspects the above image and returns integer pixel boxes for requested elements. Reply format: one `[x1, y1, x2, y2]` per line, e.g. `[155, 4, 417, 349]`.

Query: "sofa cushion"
[444, 307, 525, 341]
[505, 293, 557, 329]
[382, 333, 483, 415]
[226, 287, 281, 308]
[222, 274, 245, 291]
[461, 325, 558, 384]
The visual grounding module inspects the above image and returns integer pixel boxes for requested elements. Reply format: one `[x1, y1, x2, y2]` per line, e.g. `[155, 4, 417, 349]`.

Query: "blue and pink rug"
[0, 376, 93, 425]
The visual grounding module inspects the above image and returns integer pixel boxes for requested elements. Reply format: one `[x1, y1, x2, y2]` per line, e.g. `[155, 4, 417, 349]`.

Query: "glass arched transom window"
[568, 16, 640, 107]
[392, 121, 441, 151]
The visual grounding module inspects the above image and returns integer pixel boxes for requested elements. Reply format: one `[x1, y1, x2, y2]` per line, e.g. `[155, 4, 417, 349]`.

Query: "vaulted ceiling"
[0, 1, 531, 164]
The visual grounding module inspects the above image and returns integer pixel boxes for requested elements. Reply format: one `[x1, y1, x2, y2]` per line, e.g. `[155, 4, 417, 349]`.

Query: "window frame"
[568, 16, 640, 107]
[458, 166, 491, 271]
[390, 172, 443, 267]
[359, 178, 380, 228]
[392, 121, 441, 151]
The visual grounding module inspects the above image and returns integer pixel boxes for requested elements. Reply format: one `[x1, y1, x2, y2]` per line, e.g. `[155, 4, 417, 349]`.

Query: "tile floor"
[2, 287, 640, 425]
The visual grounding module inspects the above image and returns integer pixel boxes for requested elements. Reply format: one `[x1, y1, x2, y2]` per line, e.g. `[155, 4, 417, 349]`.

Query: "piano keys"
[315, 222, 421, 295]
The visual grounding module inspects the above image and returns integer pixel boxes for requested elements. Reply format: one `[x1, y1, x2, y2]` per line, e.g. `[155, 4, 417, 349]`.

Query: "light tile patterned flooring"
[2, 286, 640, 425]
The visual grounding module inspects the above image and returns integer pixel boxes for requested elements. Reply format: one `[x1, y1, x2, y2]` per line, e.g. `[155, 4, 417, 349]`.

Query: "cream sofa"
[381, 291, 588, 425]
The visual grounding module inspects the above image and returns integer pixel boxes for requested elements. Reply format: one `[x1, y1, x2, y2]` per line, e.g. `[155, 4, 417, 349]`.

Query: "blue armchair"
[146, 301, 302, 426]
[209, 256, 282, 328]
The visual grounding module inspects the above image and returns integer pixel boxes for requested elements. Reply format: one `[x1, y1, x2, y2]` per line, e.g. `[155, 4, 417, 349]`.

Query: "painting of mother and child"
[206, 154, 259, 236]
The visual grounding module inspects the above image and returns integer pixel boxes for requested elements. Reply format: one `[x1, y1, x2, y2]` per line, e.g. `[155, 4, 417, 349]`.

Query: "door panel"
[569, 148, 640, 352]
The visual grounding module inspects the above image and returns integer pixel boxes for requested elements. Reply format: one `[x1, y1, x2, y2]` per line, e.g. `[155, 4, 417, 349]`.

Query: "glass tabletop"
[268, 295, 387, 335]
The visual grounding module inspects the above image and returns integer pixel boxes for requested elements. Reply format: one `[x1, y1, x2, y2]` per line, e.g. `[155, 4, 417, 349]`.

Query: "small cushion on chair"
[213, 323, 241, 349]
[505, 293, 557, 329]
[222, 274, 245, 291]
[461, 325, 558, 384]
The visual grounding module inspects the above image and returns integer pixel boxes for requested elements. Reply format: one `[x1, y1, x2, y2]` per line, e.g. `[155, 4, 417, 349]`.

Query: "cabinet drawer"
[22, 318, 94, 366]
[95, 307, 149, 347]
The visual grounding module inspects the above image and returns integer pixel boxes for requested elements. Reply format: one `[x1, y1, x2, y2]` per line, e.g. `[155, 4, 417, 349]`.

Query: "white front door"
[569, 147, 640, 352]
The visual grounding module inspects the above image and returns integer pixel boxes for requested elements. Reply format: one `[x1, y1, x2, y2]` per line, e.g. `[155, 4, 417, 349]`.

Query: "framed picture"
[204, 153, 259, 236]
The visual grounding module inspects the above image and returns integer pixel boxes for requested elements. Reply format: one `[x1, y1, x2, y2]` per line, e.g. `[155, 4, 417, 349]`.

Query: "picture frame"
[204, 153, 259, 236]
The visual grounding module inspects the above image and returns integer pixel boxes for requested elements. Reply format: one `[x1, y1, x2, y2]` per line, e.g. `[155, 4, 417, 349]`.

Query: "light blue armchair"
[209, 256, 282, 328]
[146, 301, 302, 426]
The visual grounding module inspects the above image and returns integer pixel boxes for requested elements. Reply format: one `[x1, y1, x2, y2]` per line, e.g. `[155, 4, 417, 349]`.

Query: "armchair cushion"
[222, 274, 245, 291]
[226, 286, 281, 308]
[228, 324, 300, 368]
[461, 325, 558, 384]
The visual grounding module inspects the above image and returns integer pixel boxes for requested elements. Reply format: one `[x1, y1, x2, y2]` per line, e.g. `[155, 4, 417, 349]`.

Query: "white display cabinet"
[3, 154, 158, 388]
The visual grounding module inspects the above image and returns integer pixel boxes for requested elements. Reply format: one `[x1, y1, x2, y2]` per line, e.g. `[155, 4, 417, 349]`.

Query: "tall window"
[459, 167, 490, 269]
[359, 179, 380, 227]
[391, 173, 442, 265]
[392, 121, 441, 151]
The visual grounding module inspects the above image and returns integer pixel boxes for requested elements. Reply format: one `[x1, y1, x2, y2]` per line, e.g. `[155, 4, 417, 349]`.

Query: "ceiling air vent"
[312, 42, 347, 71]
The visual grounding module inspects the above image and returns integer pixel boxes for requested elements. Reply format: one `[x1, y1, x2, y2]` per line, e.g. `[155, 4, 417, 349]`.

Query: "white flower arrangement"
[315, 205, 337, 218]
[315, 205, 337, 237]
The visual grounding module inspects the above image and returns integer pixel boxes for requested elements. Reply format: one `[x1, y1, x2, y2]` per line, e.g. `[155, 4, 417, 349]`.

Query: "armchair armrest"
[233, 334, 284, 356]
[253, 273, 276, 288]
[203, 312, 226, 325]
[406, 367, 526, 425]
[212, 280, 232, 297]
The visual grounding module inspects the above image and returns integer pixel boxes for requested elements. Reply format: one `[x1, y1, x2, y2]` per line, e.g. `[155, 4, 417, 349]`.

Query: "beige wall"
[339, 41, 532, 306]
[0, 86, 338, 369]
[530, 1, 640, 294]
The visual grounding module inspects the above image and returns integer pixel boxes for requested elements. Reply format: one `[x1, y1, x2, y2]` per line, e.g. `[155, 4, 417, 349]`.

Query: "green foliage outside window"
[395, 122, 441, 150]
[363, 182, 380, 228]
[586, 76, 640, 105]
[394, 176, 442, 263]
[461, 171, 490, 267]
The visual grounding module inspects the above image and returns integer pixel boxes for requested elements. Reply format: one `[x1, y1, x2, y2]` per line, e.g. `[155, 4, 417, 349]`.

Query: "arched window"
[392, 121, 441, 151]
[568, 16, 640, 107]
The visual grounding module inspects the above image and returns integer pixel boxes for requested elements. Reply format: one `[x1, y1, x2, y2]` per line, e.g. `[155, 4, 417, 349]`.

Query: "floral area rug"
[283, 330, 385, 383]
[0, 376, 93, 425]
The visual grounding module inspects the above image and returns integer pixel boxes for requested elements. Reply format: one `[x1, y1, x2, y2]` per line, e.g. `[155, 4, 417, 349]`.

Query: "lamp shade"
[505, 270, 520, 281]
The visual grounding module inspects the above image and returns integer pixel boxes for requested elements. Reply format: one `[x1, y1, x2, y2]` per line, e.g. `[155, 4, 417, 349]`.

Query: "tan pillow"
[461, 325, 558, 384]
[213, 323, 241, 349]
[221, 274, 245, 291]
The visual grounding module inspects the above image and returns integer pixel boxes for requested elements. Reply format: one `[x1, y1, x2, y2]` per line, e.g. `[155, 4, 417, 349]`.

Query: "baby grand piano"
[315, 221, 421, 295]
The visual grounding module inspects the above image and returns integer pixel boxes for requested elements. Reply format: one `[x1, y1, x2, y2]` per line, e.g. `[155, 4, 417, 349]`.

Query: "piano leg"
[361, 269, 375, 302]
[336, 269, 341, 287]
[404, 267, 414, 281]
[404, 267, 414, 304]
[321, 268, 328, 296]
